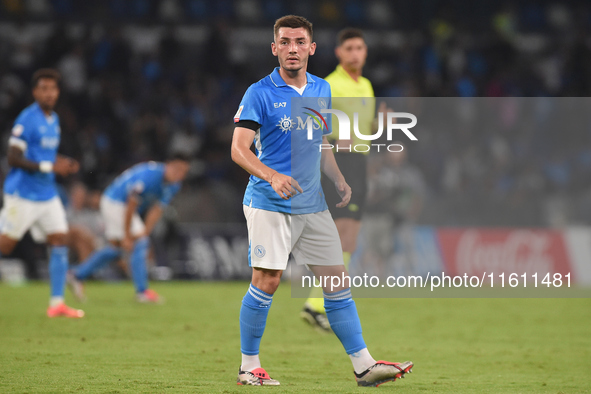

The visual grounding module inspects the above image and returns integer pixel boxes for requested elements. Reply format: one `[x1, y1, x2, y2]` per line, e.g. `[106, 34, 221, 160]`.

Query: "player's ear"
[309, 42, 316, 56]
[271, 41, 278, 57]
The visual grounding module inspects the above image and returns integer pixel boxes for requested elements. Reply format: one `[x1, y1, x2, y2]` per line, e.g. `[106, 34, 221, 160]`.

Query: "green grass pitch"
[0, 281, 590, 393]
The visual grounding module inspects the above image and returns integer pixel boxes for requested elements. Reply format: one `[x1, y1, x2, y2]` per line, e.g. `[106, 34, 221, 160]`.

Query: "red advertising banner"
[437, 229, 573, 277]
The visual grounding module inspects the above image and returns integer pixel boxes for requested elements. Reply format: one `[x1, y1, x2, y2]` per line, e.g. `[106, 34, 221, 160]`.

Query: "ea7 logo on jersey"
[274, 102, 286, 108]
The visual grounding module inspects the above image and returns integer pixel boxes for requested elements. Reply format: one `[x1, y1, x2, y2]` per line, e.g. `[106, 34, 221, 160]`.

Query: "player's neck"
[279, 67, 308, 88]
[37, 103, 53, 116]
[342, 65, 362, 82]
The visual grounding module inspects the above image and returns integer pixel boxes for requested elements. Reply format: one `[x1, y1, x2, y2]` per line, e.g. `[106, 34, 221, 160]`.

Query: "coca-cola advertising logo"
[438, 229, 572, 276]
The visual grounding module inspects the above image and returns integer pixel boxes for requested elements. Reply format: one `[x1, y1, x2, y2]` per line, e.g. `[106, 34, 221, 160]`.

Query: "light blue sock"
[73, 245, 122, 280]
[49, 246, 69, 297]
[240, 283, 273, 355]
[324, 288, 367, 354]
[130, 237, 149, 293]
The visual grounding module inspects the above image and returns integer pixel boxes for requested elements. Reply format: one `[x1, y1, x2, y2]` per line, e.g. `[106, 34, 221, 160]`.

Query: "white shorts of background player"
[0, 194, 68, 242]
[100, 196, 145, 241]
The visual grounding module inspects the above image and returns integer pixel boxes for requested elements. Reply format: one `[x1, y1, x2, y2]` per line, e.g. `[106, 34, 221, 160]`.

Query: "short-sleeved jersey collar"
[31, 102, 57, 122]
[269, 67, 316, 88]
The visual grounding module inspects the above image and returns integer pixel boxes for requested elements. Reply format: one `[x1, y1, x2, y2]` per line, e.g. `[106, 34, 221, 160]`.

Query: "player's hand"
[121, 236, 134, 253]
[68, 158, 80, 174]
[54, 156, 79, 176]
[335, 178, 352, 208]
[270, 172, 303, 200]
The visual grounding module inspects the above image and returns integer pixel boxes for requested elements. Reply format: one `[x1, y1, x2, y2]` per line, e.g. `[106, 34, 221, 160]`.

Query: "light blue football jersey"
[103, 162, 181, 214]
[235, 67, 332, 214]
[4, 102, 61, 201]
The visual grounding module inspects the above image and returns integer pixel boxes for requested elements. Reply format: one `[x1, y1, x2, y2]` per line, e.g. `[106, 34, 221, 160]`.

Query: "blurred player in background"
[67, 156, 190, 303]
[231, 15, 412, 387]
[0, 69, 83, 318]
[301, 28, 392, 331]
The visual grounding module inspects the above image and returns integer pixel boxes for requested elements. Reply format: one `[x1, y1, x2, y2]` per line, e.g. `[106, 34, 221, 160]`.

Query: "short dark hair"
[168, 152, 192, 163]
[31, 68, 61, 88]
[274, 15, 313, 40]
[337, 28, 364, 46]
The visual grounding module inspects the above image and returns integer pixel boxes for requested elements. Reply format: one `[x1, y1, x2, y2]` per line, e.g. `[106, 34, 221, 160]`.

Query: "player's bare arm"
[143, 204, 163, 237]
[7, 146, 78, 176]
[320, 136, 351, 207]
[7, 145, 42, 172]
[231, 126, 303, 199]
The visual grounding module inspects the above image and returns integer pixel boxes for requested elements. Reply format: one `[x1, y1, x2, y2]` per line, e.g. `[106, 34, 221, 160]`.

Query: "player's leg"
[39, 197, 84, 318]
[298, 216, 375, 374]
[237, 206, 292, 386]
[238, 270, 281, 386]
[71, 240, 122, 282]
[303, 217, 361, 321]
[122, 209, 161, 303]
[68, 239, 122, 301]
[238, 267, 280, 382]
[68, 196, 124, 300]
[0, 234, 19, 256]
[299, 211, 412, 386]
[0, 194, 36, 256]
[130, 234, 162, 303]
[309, 264, 412, 385]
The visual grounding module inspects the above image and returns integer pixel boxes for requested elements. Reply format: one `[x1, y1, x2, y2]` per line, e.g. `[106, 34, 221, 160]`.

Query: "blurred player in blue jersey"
[231, 15, 413, 387]
[67, 156, 190, 303]
[0, 69, 83, 318]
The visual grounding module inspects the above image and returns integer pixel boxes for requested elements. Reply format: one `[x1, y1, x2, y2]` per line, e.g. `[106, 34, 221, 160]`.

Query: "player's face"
[165, 161, 190, 183]
[336, 37, 367, 73]
[32, 78, 60, 111]
[271, 27, 316, 72]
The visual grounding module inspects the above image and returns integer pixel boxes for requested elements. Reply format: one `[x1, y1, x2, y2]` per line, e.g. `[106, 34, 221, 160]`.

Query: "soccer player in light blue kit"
[0, 69, 83, 318]
[231, 15, 413, 387]
[67, 156, 190, 303]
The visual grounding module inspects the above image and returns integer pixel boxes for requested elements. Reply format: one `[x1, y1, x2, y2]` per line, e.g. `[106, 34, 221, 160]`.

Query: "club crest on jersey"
[277, 115, 293, 133]
[254, 245, 266, 258]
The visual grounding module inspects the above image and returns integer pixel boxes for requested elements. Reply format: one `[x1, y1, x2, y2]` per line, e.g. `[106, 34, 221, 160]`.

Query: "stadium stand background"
[1, 0, 591, 228]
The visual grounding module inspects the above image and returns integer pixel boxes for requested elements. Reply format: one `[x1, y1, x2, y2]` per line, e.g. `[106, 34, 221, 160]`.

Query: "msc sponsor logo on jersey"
[276, 115, 293, 133]
[40, 137, 59, 149]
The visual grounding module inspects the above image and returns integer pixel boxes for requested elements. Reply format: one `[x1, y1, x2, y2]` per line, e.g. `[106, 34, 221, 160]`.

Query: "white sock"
[241, 354, 261, 372]
[349, 348, 376, 374]
[50, 296, 64, 307]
